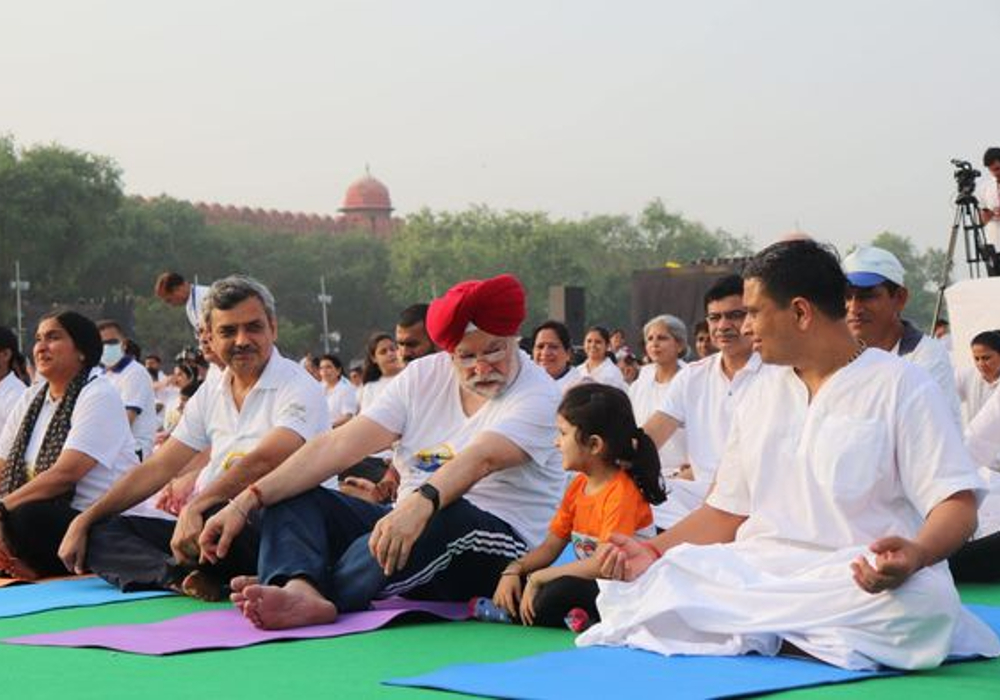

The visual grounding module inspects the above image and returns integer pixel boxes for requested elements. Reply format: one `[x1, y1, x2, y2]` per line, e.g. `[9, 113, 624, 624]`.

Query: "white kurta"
[577, 357, 629, 392]
[0, 371, 28, 435]
[579, 349, 1000, 670]
[628, 363, 688, 528]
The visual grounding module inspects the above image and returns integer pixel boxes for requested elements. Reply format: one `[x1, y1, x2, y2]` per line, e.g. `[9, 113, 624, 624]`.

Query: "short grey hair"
[643, 314, 688, 357]
[199, 293, 214, 330]
[206, 275, 276, 325]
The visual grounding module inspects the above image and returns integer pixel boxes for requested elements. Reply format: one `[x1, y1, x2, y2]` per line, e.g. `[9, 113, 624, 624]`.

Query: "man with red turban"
[199, 274, 564, 629]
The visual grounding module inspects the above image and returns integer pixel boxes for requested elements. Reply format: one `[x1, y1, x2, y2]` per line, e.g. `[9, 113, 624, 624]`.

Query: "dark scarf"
[0, 370, 92, 498]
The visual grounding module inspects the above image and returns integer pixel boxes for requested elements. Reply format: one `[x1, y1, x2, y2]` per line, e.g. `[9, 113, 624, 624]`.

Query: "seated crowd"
[1, 240, 1000, 671]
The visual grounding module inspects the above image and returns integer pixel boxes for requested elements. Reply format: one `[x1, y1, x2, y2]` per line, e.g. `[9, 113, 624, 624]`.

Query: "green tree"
[637, 199, 753, 264]
[0, 136, 124, 320]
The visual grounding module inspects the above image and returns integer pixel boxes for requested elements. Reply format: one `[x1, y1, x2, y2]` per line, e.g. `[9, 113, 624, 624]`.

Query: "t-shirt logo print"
[414, 443, 456, 472]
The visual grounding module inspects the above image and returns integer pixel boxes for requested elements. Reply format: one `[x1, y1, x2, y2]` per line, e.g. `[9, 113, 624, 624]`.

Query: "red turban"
[426, 274, 526, 352]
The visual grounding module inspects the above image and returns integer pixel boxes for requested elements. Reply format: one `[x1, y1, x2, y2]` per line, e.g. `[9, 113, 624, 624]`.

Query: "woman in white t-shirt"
[319, 353, 358, 428]
[629, 314, 689, 478]
[957, 330, 1000, 426]
[345, 333, 404, 488]
[356, 333, 403, 414]
[0, 311, 137, 579]
[578, 326, 629, 391]
[531, 320, 588, 394]
[0, 326, 29, 435]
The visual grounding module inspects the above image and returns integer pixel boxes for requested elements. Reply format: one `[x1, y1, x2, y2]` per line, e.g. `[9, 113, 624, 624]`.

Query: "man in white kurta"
[642, 275, 766, 526]
[581, 240, 1000, 670]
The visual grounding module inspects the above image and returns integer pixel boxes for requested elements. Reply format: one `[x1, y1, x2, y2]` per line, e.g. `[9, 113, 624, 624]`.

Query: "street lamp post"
[318, 275, 333, 354]
[9, 260, 30, 352]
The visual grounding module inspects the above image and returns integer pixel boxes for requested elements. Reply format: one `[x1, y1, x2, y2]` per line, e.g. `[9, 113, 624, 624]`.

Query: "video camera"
[950, 159, 981, 199]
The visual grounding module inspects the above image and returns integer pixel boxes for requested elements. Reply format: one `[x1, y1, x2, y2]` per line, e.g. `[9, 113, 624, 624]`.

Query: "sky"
[3, 0, 998, 257]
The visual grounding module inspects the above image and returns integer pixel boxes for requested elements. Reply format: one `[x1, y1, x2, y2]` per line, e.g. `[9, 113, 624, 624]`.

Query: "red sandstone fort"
[180, 169, 401, 239]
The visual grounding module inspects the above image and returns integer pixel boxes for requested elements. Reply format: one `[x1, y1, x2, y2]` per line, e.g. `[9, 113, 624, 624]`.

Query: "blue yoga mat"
[0, 577, 173, 618]
[386, 604, 1000, 700]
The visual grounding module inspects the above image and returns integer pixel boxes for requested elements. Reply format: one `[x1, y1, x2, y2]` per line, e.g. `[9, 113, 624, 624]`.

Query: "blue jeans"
[257, 488, 528, 612]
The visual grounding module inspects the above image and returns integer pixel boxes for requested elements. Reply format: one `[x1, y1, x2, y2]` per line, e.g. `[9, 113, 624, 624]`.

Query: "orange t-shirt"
[549, 471, 654, 560]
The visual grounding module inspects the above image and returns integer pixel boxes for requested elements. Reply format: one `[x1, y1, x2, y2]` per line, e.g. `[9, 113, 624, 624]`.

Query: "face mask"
[101, 342, 124, 368]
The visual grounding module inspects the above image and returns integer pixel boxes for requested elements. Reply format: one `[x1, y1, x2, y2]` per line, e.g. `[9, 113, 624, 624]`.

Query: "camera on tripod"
[950, 159, 981, 200]
[933, 158, 1000, 329]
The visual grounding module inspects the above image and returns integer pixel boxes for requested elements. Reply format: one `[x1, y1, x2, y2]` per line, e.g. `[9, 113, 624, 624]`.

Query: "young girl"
[490, 382, 666, 630]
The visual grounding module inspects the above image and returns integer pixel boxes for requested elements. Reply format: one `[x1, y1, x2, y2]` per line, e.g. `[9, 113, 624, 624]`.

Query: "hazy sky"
[4, 0, 998, 255]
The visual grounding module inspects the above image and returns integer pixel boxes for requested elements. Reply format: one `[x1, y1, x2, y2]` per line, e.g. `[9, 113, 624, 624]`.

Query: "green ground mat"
[0, 584, 998, 699]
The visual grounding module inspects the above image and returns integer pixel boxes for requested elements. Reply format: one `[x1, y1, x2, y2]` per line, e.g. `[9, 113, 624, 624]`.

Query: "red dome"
[340, 173, 392, 212]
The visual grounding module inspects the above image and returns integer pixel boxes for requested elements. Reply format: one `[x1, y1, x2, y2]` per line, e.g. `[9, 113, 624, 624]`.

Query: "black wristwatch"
[417, 483, 441, 514]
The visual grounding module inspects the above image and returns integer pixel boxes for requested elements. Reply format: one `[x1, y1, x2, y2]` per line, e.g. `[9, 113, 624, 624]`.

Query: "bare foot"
[230, 575, 259, 613]
[181, 570, 225, 602]
[242, 578, 338, 630]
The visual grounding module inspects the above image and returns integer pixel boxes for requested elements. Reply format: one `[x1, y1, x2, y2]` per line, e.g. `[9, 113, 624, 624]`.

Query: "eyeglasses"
[706, 310, 748, 323]
[454, 345, 508, 369]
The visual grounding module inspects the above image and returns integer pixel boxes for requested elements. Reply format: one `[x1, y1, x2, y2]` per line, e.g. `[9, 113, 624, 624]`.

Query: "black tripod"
[931, 176, 1000, 331]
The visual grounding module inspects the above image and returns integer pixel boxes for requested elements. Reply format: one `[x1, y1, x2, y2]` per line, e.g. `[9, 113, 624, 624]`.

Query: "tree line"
[0, 136, 945, 361]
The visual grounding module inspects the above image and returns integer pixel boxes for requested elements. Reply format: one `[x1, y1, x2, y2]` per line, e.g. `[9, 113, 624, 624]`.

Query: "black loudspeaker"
[549, 286, 586, 346]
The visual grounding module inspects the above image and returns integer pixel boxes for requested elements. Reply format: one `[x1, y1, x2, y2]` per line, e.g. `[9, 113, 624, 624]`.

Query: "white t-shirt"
[325, 378, 359, 425]
[968, 388, 1000, 471]
[577, 357, 629, 392]
[658, 352, 766, 484]
[363, 350, 564, 547]
[710, 349, 984, 549]
[103, 358, 158, 459]
[628, 363, 687, 474]
[0, 375, 139, 511]
[553, 364, 590, 395]
[975, 176, 1000, 249]
[0, 371, 28, 435]
[894, 332, 962, 428]
[172, 350, 329, 493]
[956, 365, 999, 428]
[357, 375, 395, 415]
[358, 375, 397, 459]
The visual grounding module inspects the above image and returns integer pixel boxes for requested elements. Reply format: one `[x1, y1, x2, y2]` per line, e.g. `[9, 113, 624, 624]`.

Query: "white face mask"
[101, 342, 124, 368]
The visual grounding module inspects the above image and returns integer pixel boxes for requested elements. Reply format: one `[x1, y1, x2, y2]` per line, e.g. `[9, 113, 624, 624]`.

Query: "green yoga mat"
[0, 585, 998, 699]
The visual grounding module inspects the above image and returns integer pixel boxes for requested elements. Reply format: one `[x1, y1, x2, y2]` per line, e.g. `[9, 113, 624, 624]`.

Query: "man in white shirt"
[642, 275, 767, 522]
[96, 321, 157, 460]
[395, 303, 437, 366]
[582, 240, 999, 670]
[843, 246, 961, 425]
[154, 271, 210, 332]
[199, 274, 563, 629]
[977, 147, 1000, 250]
[59, 276, 328, 600]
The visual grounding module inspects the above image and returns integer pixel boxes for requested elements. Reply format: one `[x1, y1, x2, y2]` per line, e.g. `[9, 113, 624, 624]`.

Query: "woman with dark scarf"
[0, 310, 138, 579]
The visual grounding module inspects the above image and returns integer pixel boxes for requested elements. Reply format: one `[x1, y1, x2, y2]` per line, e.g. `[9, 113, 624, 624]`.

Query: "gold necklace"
[847, 339, 866, 365]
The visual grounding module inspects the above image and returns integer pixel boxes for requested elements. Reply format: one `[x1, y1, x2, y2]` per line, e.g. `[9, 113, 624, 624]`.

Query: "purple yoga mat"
[4, 597, 469, 655]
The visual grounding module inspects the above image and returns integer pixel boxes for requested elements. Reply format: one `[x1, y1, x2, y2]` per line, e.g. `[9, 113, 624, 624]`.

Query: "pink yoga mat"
[4, 598, 469, 655]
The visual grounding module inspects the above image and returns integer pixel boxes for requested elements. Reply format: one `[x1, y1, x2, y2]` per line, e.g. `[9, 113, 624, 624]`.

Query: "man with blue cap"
[842, 246, 960, 424]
